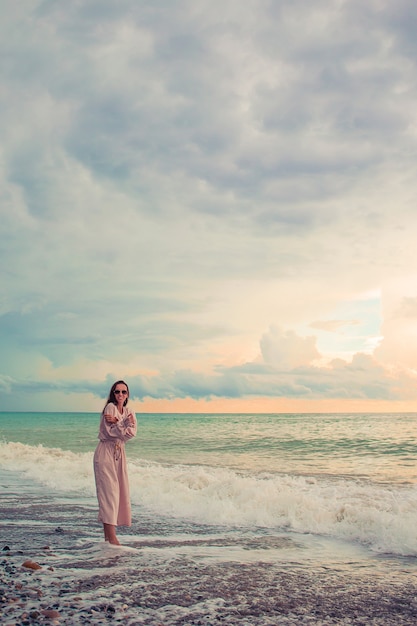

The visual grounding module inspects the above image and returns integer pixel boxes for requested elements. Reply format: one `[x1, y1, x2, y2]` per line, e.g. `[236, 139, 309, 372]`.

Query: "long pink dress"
[93, 402, 137, 526]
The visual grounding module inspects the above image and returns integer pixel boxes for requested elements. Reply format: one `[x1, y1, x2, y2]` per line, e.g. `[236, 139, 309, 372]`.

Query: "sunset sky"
[2, 0, 417, 413]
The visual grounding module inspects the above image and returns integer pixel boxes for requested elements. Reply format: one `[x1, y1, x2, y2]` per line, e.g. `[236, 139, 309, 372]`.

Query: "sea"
[1, 411, 417, 624]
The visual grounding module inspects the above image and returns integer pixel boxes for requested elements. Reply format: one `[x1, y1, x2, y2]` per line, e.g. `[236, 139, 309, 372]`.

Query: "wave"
[1, 440, 417, 557]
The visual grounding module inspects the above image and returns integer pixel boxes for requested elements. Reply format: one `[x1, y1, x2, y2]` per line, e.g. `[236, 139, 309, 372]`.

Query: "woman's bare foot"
[103, 523, 121, 545]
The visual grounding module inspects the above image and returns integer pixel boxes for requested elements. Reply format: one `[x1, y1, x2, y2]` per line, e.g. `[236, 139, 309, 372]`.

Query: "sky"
[1, 0, 417, 413]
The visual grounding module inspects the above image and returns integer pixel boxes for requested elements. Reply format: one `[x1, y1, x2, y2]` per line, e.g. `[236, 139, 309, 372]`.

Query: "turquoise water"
[2, 411, 417, 556]
[1, 411, 417, 482]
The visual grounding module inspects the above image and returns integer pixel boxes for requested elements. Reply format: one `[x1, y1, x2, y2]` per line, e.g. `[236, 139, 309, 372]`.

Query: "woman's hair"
[104, 380, 130, 410]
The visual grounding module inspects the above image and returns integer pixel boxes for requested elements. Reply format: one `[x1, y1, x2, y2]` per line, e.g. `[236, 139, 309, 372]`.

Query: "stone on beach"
[22, 559, 42, 570]
[42, 608, 61, 619]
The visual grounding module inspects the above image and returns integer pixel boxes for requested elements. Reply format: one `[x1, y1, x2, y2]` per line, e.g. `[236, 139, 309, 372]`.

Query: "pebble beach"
[2, 471, 417, 626]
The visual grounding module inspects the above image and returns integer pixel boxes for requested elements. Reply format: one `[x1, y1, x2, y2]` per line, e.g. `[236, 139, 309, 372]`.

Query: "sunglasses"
[114, 390, 128, 395]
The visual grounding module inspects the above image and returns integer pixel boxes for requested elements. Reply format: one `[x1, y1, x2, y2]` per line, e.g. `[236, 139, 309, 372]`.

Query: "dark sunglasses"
[114, 390, 128, 395]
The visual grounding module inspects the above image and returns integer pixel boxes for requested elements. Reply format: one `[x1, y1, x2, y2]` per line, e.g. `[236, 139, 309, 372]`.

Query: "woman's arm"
[103, 405, 137, 440]
[101, 404, 124, 438]
[104, 412, 118, 424]
[117, 410, 137, 440]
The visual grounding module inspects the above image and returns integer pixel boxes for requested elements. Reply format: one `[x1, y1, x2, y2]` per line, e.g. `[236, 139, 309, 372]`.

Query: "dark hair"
[104, 380, 130, 410]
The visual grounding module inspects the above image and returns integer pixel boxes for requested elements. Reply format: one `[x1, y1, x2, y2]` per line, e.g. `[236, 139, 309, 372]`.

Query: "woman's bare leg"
[103, 523, 120, 545]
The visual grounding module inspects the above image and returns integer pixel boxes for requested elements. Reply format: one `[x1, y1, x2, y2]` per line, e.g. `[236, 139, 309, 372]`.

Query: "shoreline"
[2, 471, 417, 624]
[2, 541, 417, 625]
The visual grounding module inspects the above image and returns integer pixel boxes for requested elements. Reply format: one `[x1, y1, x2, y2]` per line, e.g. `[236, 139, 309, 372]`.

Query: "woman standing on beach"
[93, 380, 137, 545]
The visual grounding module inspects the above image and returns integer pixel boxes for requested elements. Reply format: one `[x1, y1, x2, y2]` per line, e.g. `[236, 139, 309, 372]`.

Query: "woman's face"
[114, 383, 128, 404]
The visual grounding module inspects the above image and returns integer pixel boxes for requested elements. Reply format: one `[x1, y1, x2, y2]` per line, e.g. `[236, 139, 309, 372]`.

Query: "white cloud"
[310, 320, 361, 332]
[1, 0, 417, 409]
[260, 326, 320, 369]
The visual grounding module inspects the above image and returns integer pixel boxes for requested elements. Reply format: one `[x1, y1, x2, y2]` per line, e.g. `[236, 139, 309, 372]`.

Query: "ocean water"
[1, 411, 417, 557]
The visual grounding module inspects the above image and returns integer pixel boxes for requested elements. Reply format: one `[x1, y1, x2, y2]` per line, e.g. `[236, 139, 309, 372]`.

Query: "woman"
[93, 380, 137, 545]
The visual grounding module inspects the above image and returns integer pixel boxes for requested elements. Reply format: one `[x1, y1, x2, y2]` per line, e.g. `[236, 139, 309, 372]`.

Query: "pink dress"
[93, 403, 137, 526]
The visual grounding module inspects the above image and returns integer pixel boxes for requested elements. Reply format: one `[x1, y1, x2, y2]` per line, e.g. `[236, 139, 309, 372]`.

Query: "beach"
[2, 411, 417, 624]
[2, 470, 417, 625]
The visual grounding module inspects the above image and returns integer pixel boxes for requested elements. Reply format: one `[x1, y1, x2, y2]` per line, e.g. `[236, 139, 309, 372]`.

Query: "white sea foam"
[130, 460, 417, 556]
[0, 440, 95, 495]
[1, 440, 417, 557]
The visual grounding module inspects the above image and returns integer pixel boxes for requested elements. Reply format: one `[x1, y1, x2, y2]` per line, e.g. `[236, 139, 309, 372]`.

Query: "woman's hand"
[104, 413, 118, 424]
[126, 412, 135, 426]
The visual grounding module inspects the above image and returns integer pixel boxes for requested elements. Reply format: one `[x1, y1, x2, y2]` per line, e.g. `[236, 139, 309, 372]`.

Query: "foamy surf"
[2, 459, 417, 625]
[2, 440, 417, 556]
[2, 411, 417, 623]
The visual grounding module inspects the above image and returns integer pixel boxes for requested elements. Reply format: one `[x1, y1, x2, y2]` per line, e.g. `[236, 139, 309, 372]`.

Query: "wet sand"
[2, 474, 417, 625]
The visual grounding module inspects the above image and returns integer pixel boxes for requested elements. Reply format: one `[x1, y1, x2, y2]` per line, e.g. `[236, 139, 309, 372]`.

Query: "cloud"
[259, 326, 320, 369]
[113, 351, 417, 402]
[310, 320, 361, 332]
[2, 328, 416, 407]
[5, 0, 415, 224]
[1, 1, 417, 410]
[394, 297, 417, 319]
